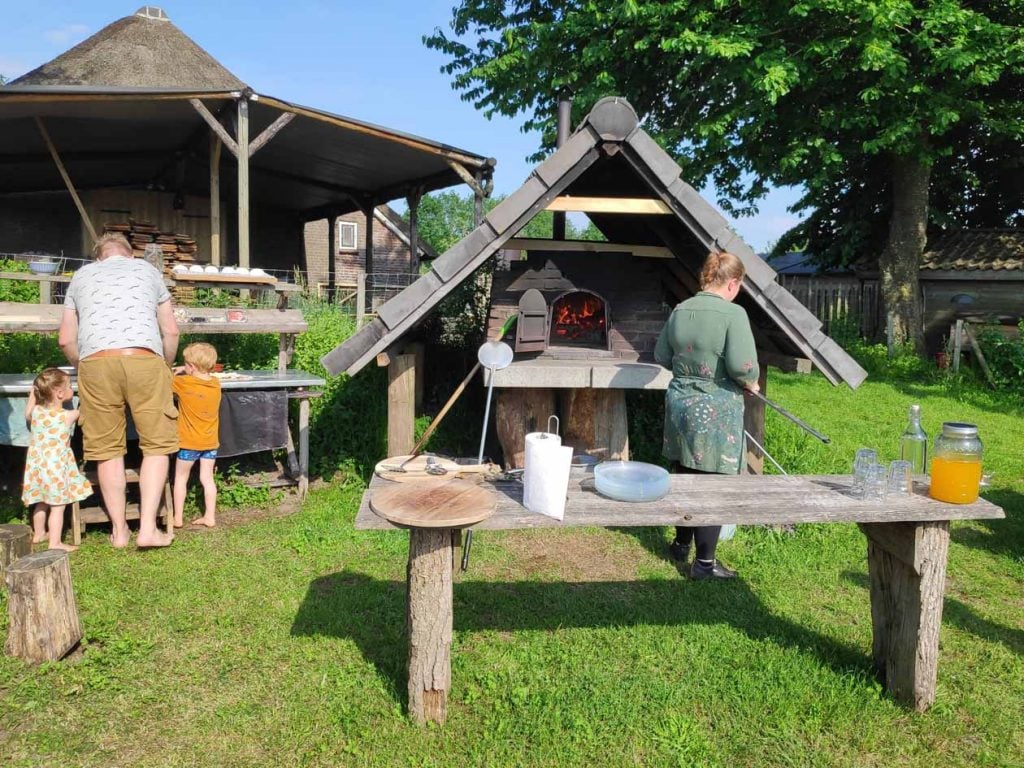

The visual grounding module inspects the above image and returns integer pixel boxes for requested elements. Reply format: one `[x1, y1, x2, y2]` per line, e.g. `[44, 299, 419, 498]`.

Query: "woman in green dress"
[654, 252, 760, 580]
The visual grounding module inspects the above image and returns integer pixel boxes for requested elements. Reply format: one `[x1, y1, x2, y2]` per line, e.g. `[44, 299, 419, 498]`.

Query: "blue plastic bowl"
[594, 460, 671, 502]
[28, 261, 58, 274]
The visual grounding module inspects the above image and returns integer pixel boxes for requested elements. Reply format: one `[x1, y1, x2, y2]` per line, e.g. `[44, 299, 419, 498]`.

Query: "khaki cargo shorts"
[77, 356, 179, 460]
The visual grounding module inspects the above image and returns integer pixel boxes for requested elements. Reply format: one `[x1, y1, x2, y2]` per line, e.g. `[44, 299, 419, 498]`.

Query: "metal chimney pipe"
[552, 97, 572, 240]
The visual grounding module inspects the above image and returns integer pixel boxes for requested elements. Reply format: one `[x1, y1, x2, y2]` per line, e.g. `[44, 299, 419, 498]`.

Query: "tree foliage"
[426, 1, 1024, 346]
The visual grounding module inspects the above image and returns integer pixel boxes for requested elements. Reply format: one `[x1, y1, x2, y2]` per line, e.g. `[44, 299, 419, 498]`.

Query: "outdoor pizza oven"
[514, 287, 611, 353]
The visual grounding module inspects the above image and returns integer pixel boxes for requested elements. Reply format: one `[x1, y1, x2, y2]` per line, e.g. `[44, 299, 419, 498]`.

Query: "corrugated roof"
[11, 7, 247, 90]
[321, 97, 866, 389]
[922, 230, 1024, 271]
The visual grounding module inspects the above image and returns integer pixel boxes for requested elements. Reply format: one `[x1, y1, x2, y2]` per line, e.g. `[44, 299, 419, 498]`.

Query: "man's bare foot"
[136, 530, 174, 549]
[32, 534, 47, 544]
[173, 517, 185, 528]
[190, 516, 216, 528]
[109, 527, 131, 549]
[49, 541, 78, 552]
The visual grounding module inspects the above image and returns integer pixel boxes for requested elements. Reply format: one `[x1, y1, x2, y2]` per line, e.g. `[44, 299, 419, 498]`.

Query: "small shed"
[920, 229, 1024, 351]
[0, 6, 492, 285]
[322, 98, 866, 470]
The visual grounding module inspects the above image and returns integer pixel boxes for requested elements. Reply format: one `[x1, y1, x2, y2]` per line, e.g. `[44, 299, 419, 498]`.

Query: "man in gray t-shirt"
[59, 233, 180, 549]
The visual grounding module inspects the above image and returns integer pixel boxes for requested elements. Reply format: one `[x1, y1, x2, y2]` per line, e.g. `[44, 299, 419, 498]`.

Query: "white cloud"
[43, 23, 90, 46]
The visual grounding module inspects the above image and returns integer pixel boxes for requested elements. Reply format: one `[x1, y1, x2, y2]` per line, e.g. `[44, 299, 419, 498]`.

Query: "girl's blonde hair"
[699, 251, 746, 290]
[32, 368, 70, 403]
[183, 342, 218, 373]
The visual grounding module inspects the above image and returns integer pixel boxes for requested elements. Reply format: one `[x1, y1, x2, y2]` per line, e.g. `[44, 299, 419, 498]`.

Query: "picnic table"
[355, 469, 1005, 724]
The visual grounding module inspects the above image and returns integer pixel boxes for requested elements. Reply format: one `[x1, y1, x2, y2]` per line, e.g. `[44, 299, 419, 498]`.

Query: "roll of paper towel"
[523, 431, 574, 520]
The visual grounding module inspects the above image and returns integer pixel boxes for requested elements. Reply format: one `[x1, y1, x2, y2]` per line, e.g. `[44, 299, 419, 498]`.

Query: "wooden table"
[356, 470, 1005, 724]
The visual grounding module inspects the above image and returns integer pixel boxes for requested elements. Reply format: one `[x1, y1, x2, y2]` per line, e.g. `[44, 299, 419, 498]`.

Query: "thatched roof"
[11, 6, 246, 90]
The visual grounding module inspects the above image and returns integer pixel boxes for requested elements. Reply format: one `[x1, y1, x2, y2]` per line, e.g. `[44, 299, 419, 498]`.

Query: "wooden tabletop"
[356, 470, 1005, 531]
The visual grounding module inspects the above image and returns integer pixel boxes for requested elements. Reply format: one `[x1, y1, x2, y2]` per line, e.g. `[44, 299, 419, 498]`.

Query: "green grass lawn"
[1, 369, 1022, 767]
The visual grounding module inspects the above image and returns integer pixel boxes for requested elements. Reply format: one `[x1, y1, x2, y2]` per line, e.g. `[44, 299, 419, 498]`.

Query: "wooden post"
[0, 524, 32, 587]
[406, 190, 421, 274]
[210, 133, 222, 266]
[327, 216, 337, 303]
[236, 98, 250, 269]
[860, 521, 950, 711]
[388, 353, 416, 457]
[40, 280, 52, 306]
[744, 363, 769, 474]
[298, 397, 310, 497]
[34, 117, 98, 245]
[278, 333, 294, 372]
[5, 549, 83, 663]
[952, 319, 963, 373]
[356, 274, 368, 327]
[559, 389, 629, 461]
[473, 172, 484, 227]
[964, 323, 997, 388]
[363, 204, 375, 315]
[407, 527, 453, 725]
[495, 388, 557, 468]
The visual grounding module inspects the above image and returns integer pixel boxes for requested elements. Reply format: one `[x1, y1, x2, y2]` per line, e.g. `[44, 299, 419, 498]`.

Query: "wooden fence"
[775, 276, 879, 341]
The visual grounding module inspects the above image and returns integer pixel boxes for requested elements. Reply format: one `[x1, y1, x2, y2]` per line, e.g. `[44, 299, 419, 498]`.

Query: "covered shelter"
[0, 6, 493, 294]
[322, 97, 865, 468]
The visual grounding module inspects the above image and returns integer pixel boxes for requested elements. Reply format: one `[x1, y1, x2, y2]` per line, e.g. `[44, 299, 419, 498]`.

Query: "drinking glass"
[887, 459, 914, 496]
[852, 448, 878, 497]
[862, 462, 888, 500]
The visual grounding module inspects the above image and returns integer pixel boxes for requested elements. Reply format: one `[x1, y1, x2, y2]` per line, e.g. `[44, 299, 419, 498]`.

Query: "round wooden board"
[374, 455, 462, 483]
[369, 478, 496, 528]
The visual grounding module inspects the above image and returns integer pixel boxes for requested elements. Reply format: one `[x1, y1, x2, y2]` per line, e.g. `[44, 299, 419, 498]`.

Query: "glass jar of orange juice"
[929, 423, 983, 503]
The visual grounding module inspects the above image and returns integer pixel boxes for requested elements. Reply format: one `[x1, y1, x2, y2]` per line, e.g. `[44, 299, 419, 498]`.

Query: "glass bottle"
[929, 422, 983, 504]
[899, 404, 928, 474]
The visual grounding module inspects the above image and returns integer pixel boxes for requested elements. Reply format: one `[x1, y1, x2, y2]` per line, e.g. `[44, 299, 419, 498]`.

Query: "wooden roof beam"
[545, 196, 672, 214]
[504, 237, 672, 259]
[190, 98, 239, 157]
[248, 112, 295, 158]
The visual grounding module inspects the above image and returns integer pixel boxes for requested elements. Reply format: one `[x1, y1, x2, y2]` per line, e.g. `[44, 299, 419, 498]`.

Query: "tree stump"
[406, 527, 454, 725]
[495, 388, 556, 468]
[5, 549, 83, 663]
[559, 388, 629, 460]
[860, 521, 949, 711]
[0, 524, 32, 587]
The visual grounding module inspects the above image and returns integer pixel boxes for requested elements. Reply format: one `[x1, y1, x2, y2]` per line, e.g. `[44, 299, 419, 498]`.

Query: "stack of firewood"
[101, 220, 200, 278]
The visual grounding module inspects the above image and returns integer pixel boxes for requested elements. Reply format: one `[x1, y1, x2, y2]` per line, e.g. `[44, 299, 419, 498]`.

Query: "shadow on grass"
[950, 488, 1024, 562]
[842, 570, 1023, 658]
[292, 569, 872, 714]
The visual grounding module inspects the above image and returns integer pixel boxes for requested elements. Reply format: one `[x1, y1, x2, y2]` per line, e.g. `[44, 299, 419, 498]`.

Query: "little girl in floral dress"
[22, 368, 92, 552]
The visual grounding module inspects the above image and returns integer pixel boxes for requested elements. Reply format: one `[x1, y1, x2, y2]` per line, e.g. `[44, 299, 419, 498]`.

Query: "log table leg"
[860, 521, 950, 711]
[406, 527, 454, 725]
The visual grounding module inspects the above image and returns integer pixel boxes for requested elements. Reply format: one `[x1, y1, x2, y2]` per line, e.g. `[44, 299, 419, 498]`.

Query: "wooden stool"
[5, 549, 83, 662]
[71, 468, 173, 545]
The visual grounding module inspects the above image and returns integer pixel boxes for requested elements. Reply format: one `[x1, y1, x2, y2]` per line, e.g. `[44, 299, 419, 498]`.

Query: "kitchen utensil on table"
[374, 455, 498, 483]
[929, 422, 983, 504]
[748, 390, 830, 444]
[521, 416, 573, 521]
[593, 461, 671, 503]
[369, 478, 495, 528]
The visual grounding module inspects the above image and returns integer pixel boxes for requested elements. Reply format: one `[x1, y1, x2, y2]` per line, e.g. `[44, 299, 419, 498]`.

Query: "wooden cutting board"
[374, 455, 499, 483]
[369, 478, 495, 528]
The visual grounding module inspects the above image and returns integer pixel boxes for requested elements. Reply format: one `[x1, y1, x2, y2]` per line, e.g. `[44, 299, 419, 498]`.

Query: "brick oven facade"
[488, 251, 672, 361]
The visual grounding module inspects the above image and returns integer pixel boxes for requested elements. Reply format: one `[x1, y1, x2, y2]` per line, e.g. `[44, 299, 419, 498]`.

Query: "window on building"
[337, 220, 358, 250]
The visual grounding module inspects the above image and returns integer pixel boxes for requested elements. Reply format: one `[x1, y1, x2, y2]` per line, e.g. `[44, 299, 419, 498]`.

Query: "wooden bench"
[71, 467, 173, 545]
[355, 470, 1005, 724]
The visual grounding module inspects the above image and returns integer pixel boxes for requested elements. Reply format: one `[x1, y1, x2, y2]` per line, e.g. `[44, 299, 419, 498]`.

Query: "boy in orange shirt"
[171, 342, 221, 528]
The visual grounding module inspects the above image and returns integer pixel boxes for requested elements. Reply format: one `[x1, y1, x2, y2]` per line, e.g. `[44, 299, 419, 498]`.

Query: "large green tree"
[426, 0, 1024, 347]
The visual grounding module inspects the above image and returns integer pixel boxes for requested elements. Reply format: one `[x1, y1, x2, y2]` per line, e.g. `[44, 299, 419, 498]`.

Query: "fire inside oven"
[548, 290, 609, 348]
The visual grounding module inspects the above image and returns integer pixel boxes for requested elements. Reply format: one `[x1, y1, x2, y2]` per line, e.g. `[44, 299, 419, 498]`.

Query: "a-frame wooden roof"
[322, 97, 866, 389]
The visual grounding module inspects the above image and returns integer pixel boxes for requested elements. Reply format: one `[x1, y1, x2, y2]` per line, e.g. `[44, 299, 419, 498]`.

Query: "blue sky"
[2, 1, 804, 251]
